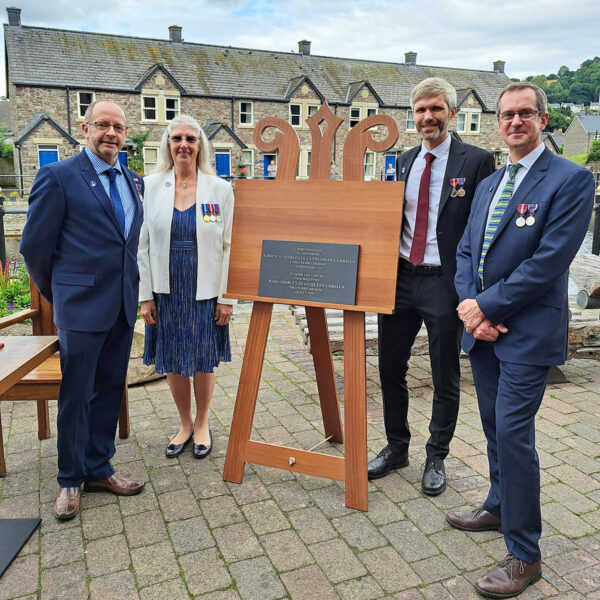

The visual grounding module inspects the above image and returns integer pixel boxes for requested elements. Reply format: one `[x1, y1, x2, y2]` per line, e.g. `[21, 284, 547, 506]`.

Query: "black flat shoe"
[193, 430, 213, 459]
[421, 457, 446, 496]
[367, 445, 409, 480]
[165, 432, 193, 458]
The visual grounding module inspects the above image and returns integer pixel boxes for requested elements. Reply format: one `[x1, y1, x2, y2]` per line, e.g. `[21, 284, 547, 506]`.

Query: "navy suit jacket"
[455, 148, 594, 366]
[397, 137, 495, 293]
[21, 151, 144, 332]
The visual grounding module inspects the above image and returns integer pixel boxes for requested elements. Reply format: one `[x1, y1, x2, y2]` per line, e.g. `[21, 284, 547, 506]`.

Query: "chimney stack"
[405, 51, 417, 66]
[493, 60, 505, 74]
[7, 7, 21, 27]
[168, 25, 182, 43]
[298, 40, 311, 55]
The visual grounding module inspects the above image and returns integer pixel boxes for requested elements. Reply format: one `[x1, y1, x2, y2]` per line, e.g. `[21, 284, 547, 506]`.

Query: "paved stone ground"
[1, 302, 600, 599]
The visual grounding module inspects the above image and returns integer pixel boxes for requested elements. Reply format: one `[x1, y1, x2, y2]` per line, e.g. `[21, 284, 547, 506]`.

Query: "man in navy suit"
[21, 101, 145, 520]
[446, 83, 594, 598]
[368, 78, 495, 495]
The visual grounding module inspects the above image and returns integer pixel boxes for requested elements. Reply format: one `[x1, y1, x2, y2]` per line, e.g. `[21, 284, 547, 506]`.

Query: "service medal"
[525, 203, 538, 226]
[457, 178, 466, 197]
[209, 204, 216, 222]
[516, 204, 527, 227]
[202, 204, 210, 223]
[450, 178, 458, 197]
[216, 204, 223, 222]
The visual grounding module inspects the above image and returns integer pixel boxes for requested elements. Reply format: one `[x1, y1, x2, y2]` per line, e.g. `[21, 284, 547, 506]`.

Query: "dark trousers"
[378, 263, 462, 459]
[56, 308, 134, 487]
[469, 342, 549, 563]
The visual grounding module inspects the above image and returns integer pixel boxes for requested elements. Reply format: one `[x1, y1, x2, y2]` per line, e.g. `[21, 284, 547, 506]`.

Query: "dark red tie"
[409, 152, 435, 267]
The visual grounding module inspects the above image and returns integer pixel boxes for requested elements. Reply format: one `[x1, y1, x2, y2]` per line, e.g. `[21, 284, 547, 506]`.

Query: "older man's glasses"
[170, 135, 198, 143]
[498, 110, 540, 122]
[87, 122, 128, 133]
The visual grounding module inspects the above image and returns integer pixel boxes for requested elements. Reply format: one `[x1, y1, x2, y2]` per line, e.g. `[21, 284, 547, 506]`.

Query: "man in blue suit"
[21, 101, 145, 520]
[446, 83, 594, 598]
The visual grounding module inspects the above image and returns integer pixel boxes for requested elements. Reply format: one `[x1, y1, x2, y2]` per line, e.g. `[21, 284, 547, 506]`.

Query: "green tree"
[0, 124, 13, 159]
[127, 131, 150, 175]
[544, 107, 573, 132]
[586, 140, 600, 164]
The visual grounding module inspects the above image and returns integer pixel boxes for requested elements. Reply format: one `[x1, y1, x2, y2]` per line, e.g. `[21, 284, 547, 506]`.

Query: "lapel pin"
[165, 181, 171, 187]
[401, 167, 406, 174]
[90, 180, 97, 187]
[489, 186, 493, 192]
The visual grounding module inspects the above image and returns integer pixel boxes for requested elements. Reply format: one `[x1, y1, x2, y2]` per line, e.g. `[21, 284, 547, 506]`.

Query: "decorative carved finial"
[343, 115, 399, 182]
[306, 103, 343, 180]
[253, 118, 300, 182]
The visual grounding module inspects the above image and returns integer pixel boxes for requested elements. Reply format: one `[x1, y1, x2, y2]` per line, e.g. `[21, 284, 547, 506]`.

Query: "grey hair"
[83, 100, 127, 124]
[153, 114, 215, 175]
[410, 77, 457, 110]
[497, 82, 548, 115]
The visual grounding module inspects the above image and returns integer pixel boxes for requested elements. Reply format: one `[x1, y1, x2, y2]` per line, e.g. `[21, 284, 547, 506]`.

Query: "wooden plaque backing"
[222, 108, 403, 510]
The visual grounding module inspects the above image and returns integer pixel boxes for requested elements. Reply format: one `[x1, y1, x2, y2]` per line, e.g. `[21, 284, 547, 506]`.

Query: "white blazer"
[137, 169, 235, 305]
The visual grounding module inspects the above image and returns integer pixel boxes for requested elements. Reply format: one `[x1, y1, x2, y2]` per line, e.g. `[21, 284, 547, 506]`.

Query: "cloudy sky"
[1, 0, 598, 96]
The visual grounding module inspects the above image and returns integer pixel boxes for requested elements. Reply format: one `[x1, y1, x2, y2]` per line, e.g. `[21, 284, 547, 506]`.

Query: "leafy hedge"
[0, 263, 30, 317]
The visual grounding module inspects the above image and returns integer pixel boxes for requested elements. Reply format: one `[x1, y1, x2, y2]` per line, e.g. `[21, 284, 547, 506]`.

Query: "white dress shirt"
[399, 135, 451, 266]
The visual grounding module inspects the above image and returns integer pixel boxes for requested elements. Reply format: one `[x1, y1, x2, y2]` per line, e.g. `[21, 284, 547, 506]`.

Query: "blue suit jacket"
[20, 151, 144, 332]
[455, 148, 594, 366]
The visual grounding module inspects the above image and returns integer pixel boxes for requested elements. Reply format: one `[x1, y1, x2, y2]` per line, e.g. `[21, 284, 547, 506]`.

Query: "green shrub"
[0, 263, 30, 317]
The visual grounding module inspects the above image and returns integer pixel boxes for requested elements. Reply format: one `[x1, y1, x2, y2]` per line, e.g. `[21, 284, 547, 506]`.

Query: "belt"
[398, 258, 442, 275]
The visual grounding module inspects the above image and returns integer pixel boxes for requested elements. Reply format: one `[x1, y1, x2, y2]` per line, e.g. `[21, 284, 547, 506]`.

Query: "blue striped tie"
[478, 163, 522, 282]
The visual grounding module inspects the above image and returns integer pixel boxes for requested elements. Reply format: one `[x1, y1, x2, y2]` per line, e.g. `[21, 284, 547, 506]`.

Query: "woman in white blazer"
[138, 114, 235, 459]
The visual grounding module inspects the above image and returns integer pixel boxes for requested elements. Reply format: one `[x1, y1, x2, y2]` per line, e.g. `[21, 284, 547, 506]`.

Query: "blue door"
[118, 151, 129, 168]
[263, 155, 276, 180]
[215, 152, 230, 178]
[385, 155, 396, 181]
[38, 148, 58, 167]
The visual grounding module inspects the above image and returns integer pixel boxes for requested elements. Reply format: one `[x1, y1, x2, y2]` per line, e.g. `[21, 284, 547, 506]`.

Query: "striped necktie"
[477, 163, 522, 282]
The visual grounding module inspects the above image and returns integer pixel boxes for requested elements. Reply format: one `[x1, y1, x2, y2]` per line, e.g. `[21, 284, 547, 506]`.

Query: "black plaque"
[258, 240, 359, 305]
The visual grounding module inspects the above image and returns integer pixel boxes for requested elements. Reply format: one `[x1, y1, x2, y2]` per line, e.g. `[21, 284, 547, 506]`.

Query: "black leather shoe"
[367, 445, 409, 480]
[193, 430, 213, 459]
[421, 457, 446, 496]
[165, 432, 193, 458]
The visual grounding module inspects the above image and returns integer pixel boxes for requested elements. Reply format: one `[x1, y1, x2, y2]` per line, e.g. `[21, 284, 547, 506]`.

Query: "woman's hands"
[215, 303, 233, 326]
[140, 300, 158, 325]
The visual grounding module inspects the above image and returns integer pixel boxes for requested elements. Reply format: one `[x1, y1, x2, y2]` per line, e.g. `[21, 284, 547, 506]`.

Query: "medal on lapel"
[516, 204, 527, 227]
[209, 204, 216, 222]
[201, 204, 210, 223]
[457, 178, 466, 197]
[450, 178, 458, 197]
[526, 204, 538, 226]
[215, 204, 222, 222]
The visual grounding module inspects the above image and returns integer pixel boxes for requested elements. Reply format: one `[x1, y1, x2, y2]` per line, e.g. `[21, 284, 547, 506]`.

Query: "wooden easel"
[222, 104, 404, 510]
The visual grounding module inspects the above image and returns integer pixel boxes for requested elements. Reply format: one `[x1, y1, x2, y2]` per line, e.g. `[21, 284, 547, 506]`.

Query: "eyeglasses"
[170, 135, 198, 144]
[498, 109, 540, 122]
[87, 122, 128, 133]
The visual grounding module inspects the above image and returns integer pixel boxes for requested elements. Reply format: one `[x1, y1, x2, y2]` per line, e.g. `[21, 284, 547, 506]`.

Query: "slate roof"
[578, 115, 600, 134]
[4, 23, 511, 109]
[14, 112, 79, 147]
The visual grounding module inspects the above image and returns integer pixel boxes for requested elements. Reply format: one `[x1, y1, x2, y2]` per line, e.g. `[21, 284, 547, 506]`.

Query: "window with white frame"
[457, 112, 467, 133]
[290, 104, 301, 127]
[239, 101, 253, 125]
[470, 112, 480, 133]
[78, 92, 95, 118]
[457, 111, 481, 134]
[364, 151, 375, 179]
[307, 104, 319, 118]
[165, 97, 180, 121]
[366, 107, 378, 118]
[350, 107, 361, 128]
[241, 149, 254, 178]
[143, 147, 158, 172]
[142, 96, 157, 121]
[406, 110, 415, 130]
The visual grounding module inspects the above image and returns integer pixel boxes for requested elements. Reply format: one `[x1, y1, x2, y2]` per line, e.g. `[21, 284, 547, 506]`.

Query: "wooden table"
[0, 335, 59, 476]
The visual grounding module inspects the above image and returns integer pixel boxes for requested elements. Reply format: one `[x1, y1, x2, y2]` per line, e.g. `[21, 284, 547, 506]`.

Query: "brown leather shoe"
[54, 487, 81, 520]
[475, 554, 542, 598]
[446, 506, 501, 532]
[84, 473, 144, 496]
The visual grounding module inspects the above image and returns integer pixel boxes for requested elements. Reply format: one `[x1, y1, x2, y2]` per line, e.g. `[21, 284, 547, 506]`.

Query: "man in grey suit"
[368, 78, 495, 495]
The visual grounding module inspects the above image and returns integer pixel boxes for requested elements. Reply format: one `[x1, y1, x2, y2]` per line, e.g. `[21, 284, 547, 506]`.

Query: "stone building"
[3, 7, 511, 192]
[563, 115, 600, 157]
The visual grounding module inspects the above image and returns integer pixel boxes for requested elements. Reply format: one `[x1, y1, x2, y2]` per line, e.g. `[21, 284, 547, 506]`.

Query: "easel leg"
[0, 407, 5, 477]
[223, 302, 273, 483]
[343, 311, 368, 510]
[305, 306, 343, 444]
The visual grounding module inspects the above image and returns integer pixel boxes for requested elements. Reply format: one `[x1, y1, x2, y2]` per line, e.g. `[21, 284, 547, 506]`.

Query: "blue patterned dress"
[143, 205, 231, 376]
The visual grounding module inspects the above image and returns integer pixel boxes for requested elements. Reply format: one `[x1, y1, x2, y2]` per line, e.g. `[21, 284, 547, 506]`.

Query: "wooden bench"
[0, 278, 129, 476]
